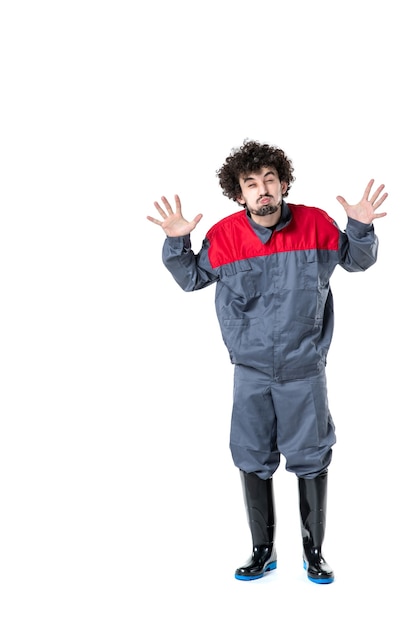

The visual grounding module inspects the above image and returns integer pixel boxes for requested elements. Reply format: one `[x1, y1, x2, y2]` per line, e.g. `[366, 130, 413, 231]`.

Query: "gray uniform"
[162, 201, 378, 478]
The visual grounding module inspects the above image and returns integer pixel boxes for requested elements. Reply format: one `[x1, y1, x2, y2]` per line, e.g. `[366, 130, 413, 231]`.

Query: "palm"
[147, 194, 203, 236]
[336, 179, 388, 224]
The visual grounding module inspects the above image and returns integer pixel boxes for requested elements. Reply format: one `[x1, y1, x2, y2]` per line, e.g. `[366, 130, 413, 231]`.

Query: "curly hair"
[216, 139, 295, 202]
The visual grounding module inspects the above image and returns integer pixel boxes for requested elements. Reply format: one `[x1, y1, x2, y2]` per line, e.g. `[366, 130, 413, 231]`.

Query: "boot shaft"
[240, 471, 275, 546]
[298, 471, 328, 546]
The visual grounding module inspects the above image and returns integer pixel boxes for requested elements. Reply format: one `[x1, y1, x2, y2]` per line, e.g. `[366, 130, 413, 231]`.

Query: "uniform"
[161, 198, 378, 583]
[162, 200, 377, 478]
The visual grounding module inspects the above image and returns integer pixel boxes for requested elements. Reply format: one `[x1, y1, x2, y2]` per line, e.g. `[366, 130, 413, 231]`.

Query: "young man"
[147, 140, 388, 584]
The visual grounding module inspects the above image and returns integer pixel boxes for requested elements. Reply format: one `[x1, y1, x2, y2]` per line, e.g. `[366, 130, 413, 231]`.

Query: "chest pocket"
[296, 249, 322, 291]
[220, 259, 258, 299]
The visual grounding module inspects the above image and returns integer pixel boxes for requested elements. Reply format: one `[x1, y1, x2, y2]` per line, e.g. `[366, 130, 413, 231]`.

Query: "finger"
[146, 215, 162, 225]
[174, 194, 182, 214]
[369, 184, 386, 205]
[362, 179, 375, 201]
[372, 192, 388, 209]
[192, 213, 203, 226]
[153, 201, 168, 219]
[160, 196, 174, 215]
[336, 195, 347, 207]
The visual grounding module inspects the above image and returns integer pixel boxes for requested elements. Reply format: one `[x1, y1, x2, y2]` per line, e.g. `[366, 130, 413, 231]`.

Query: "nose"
[258, 182, 267, 196]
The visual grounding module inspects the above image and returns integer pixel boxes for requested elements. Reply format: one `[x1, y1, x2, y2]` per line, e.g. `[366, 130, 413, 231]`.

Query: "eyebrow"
[242, 170, 276, 183]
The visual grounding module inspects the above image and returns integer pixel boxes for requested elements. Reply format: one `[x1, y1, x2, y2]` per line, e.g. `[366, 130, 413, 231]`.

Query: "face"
[237, 166, 288, 225]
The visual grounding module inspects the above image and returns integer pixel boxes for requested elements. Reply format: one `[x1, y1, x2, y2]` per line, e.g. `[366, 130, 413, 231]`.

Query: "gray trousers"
[229, 365, 336, 479]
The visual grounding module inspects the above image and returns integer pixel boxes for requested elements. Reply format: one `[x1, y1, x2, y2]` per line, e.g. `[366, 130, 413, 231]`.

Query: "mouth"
[259, 197, 272, 205]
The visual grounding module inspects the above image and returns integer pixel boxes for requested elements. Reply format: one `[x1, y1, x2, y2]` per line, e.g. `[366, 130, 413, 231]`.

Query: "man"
[147, 139, 388, 584]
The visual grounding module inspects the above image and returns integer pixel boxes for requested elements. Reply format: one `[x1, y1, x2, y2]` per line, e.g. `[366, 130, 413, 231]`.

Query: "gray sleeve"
[162, 235, 219, 291]
[338, 217, 379, 272]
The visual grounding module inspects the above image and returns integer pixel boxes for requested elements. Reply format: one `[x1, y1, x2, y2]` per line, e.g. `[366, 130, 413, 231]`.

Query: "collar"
[245, 200, 293, 243]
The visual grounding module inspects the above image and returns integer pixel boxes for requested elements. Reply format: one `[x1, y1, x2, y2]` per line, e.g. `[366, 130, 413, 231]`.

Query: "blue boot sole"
[303, 560, 334, 584]
[235, 561, 277, 581]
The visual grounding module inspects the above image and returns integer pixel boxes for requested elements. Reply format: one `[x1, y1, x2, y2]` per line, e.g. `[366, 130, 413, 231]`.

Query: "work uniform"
[162, 200, 378, 479]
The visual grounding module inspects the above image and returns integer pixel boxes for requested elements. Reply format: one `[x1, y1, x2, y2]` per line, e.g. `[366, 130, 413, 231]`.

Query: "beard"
[248, 200, 281, 217]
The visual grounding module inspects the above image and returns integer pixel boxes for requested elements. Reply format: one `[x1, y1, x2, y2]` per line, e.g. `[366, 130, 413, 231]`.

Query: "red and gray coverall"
[162, 201, 378, 479]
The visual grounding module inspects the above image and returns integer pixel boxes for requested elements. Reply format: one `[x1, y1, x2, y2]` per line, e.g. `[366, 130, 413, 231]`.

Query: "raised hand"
[336, 180, 388, 224]
[147, 194, 203, 237]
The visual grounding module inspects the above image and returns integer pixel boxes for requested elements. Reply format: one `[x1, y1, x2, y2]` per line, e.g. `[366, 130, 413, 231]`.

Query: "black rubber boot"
[298, 470, 334, 584]
[235, 471, 276, 581]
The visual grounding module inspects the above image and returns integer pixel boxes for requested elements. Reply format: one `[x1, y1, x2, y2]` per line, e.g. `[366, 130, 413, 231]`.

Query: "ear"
[281, 182, 288, 195]
[236, 194, 245, 205]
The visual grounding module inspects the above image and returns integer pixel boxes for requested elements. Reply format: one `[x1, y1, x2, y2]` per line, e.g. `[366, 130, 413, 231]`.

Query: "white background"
[0, 1, 415, 624]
